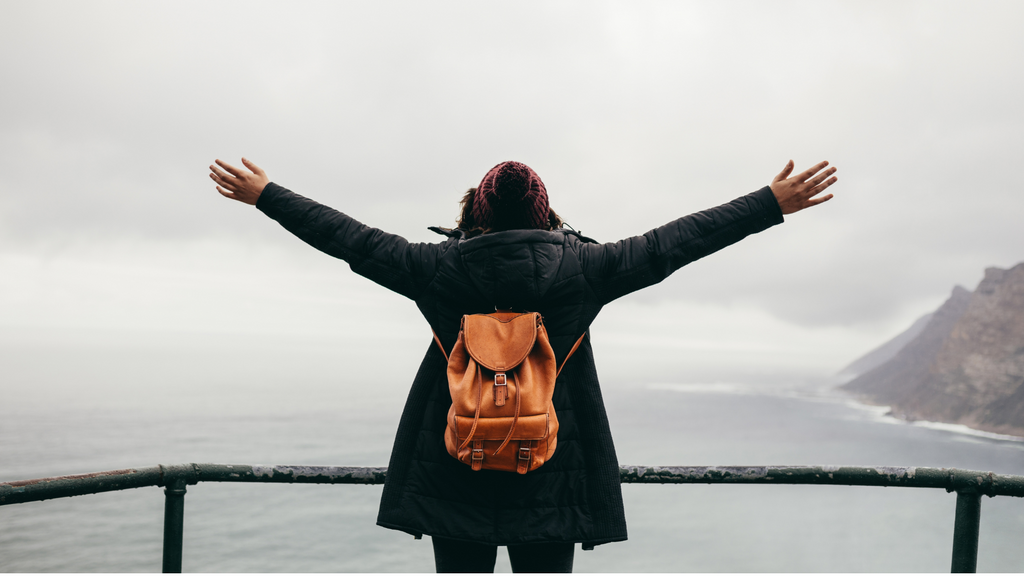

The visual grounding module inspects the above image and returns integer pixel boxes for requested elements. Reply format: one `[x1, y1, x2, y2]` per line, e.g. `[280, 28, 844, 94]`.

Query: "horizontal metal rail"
[0, 464, 388, 506]
[3, 464, 1022, 572]
[619, 465, 1024, 496]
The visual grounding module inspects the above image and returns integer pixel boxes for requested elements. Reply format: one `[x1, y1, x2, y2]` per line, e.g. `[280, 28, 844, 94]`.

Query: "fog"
[2, 0, 1023, 395]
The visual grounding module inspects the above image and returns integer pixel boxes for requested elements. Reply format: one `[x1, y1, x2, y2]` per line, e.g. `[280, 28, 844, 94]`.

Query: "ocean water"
[2, 338, 1024, 573]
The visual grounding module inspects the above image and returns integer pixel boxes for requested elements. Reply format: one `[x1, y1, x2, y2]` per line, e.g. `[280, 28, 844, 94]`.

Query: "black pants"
[432, 536, 575, 573]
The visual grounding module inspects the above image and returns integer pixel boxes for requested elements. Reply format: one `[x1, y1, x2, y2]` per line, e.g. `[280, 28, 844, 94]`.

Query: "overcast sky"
[2, 0, 1023, 394]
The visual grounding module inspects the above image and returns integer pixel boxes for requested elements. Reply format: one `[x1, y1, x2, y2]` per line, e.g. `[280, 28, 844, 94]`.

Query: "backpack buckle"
[519, 446, 531, 461]
[493, 372, 508, 407]
[471, 441, 484, 471]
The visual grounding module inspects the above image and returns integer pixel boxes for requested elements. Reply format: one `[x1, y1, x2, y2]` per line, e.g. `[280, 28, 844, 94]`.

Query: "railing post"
[950, 490, 982, 573]
[162, 477, 187, 573]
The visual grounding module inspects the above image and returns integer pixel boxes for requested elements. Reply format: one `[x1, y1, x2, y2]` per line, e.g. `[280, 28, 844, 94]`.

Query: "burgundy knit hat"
[472, 161, 549, 231]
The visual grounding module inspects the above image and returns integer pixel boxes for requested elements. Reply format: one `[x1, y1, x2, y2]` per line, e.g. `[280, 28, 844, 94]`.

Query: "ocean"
[2, 336, 1023, 573]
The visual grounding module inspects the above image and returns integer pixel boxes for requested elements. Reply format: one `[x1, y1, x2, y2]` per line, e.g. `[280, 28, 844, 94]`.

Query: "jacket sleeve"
[578, 186, 784, 305]
[255, 182, 442, 300]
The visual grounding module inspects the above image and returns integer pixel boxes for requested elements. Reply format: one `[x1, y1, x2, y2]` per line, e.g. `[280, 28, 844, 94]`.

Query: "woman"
[209, 158, 837, 572]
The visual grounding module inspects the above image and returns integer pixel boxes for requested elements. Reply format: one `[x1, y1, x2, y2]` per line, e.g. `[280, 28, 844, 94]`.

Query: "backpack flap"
[462, 312, 539, 372]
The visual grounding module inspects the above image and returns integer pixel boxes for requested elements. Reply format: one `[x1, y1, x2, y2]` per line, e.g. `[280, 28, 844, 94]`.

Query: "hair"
[456, 188, 563, 238]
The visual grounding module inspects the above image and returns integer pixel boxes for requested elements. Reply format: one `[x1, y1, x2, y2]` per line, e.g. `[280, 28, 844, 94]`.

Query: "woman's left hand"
[210, 158, 270, 205]
[769, 160, 838, 215]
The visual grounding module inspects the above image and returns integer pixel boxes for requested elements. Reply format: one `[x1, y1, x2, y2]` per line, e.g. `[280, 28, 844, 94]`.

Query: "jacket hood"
[457, 229, 571, 311]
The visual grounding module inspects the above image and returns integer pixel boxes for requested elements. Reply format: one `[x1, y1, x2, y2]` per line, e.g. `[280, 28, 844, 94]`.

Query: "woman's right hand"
[210, 158, 270, 205]
[769, 160, 838, 215]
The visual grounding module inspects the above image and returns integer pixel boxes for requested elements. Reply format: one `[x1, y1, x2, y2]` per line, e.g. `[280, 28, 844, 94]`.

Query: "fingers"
[805, 193, 834, 207]
[215, 159, 244, 177]
[773, 159, 794, 183]
[807, 174, 838, 197]
[209, 170, 240, 192]
[210, 157, 266, 206]
[795, 160, 829, 182]
[241, 157, 265, 177]
[210, 164, 234, 181]
[805, 166, 837, 189]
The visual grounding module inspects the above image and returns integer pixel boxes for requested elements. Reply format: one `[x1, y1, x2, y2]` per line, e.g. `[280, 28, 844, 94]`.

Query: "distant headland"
[840, 262, 1024, 438]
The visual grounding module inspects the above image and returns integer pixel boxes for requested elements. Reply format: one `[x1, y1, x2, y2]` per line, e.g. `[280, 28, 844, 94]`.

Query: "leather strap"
[556, 333, 587, 378]
[457, 365, 484, 452]
[516, 440, 532, 474]
[471, 440, 484, 471]
[431, 330, 448, 362]
[493, 372, 507, 407]
[493, 371, 522, 456]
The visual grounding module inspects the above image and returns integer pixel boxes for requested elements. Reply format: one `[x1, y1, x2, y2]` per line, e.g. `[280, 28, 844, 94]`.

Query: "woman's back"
[252, 176, 784, 549]
[209, 156, 837, 567]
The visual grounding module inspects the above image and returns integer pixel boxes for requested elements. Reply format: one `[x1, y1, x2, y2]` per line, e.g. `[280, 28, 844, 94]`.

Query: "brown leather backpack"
[433, 311, 584, 474]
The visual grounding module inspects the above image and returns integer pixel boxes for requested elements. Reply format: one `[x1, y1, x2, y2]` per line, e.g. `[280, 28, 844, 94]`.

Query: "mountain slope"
[838, 311, 935, 380]
[842, 263, 1024, 437]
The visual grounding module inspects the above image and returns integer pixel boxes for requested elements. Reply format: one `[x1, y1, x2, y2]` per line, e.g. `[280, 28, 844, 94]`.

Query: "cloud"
[1, 0, 1022, 345]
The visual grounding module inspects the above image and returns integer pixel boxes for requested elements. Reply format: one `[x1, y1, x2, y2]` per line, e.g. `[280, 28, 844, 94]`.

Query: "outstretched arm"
[580, 160, 838, 304]
[209, 158, 442, 300]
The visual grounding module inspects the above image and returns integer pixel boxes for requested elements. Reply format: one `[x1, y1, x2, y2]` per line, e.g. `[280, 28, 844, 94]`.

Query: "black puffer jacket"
[256, 183, 784, 548]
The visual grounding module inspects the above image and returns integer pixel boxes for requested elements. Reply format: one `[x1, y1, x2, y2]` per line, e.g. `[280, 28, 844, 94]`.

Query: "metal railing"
[3, 464, 1023, 573]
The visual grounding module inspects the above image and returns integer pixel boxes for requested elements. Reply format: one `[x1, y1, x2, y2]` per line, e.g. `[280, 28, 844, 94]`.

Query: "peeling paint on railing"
[4, 464, 1024, 507]
[614, 465, 1024, 496]
[3, 463, 1022, 573]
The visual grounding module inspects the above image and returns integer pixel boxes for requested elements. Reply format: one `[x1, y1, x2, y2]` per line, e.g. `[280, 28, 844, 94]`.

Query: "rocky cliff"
[842, 263, 1024, 437]
[837, 311, 934, 380]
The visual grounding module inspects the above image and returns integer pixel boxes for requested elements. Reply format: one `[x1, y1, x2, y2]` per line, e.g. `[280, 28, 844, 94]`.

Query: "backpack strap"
[427, 226, 465, 239]
[458, 365, 485, 452]
[556, 333, 587, 378]
[432, 330, 449, 362]
[493, 370, 522, 456]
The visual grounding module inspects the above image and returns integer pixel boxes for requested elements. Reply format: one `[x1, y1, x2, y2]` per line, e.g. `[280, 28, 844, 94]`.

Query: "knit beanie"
[472, 161, 549, 231]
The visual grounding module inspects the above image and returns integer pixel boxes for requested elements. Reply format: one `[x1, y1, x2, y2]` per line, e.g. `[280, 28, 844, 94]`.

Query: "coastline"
[835, 392, 1024, 444]
[647, 381, 1024, 444]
